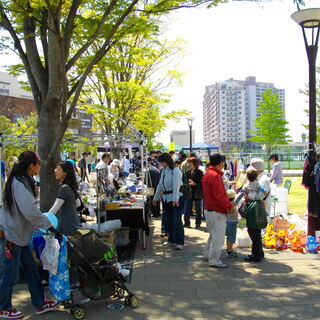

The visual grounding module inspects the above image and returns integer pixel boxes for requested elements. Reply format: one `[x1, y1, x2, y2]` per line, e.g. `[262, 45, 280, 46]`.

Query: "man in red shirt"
[202, 154, 232, 268]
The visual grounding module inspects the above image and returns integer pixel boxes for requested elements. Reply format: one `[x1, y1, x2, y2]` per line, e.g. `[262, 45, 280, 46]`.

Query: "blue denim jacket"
[154, 167, 182, 203]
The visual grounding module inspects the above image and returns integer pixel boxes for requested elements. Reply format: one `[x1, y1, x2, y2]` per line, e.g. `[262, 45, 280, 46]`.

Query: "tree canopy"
[0, 0, 222, 209]
[248, 89, 291, 157]
[80, 27, 188, 149]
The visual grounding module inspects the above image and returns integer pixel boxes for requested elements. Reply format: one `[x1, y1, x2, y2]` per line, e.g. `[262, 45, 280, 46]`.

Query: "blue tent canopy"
[182, 142, 219, 151]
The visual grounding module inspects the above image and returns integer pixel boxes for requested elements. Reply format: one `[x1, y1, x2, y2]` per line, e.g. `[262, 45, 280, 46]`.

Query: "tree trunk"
[38, 100, 62, 212]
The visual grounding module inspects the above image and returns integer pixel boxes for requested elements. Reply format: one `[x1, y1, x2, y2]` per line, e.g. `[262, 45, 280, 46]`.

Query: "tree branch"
[23, 15, 48, 95]
[63, 0, 82, 60]
[47, 0, 139, 159]
[135, 0, 214, 14]
[66, 0, 119, 71]
[0, 3, 41, 112]
[40, 9, 49, 68]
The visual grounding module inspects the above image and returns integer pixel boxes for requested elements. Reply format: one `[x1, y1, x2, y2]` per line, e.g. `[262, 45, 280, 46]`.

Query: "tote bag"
[245, 200, 268, 229]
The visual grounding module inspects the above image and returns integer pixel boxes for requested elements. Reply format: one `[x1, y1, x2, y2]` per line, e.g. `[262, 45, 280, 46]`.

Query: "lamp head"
[291, 8, 320, 28]
[186, 116, 195, 127]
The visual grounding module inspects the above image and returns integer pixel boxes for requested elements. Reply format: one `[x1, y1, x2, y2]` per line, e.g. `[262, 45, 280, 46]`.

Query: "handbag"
[181, 171, 192, 199]
[245, 200, 268, 229]
[238, 201, 248, 218]
[142, 170, 154, 196]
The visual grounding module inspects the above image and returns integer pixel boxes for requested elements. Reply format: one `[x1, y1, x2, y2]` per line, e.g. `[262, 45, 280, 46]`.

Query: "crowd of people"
[0, 147, 283, 318]
[146, 150, 283, 268]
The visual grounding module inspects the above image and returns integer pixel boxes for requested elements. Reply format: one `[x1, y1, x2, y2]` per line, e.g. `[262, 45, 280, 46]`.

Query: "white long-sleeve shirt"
[270, 162, 283, 185]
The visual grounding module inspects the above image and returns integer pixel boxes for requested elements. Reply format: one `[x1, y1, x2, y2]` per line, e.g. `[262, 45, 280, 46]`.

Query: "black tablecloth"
[99, 207, 149, 238]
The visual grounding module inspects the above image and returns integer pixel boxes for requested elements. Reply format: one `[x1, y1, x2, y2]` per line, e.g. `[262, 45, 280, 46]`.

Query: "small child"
[243, 170, 266, 200]
[226, 189, 238, 258]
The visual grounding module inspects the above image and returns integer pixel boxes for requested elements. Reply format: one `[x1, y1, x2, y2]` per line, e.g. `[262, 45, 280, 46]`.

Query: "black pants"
[247, 228, 264, 260]
[151, 196, 160, 217]
[147, 196, 160, 217]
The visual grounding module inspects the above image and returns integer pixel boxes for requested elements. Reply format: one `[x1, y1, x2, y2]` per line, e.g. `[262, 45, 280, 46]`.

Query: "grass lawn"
[286, 177, 307, 216]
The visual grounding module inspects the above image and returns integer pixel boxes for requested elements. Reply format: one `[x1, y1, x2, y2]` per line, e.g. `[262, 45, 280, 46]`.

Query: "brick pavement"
[10, 218, 320, 319]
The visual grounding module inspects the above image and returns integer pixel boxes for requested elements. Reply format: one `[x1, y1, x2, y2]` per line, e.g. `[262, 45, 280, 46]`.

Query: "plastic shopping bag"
[49, 236, 71, 301]
[40, 235, 60, 274]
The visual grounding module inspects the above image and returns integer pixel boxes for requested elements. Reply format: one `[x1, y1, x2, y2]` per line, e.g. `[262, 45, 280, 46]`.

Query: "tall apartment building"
[203, 76, 285, 149]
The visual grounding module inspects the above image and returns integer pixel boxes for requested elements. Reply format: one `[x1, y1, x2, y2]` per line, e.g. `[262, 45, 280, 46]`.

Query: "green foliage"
[81, 28, 189, 147]
[0, 115, 12, 134]
[0, 114, 38, 159]
[248, 89, 291, 157]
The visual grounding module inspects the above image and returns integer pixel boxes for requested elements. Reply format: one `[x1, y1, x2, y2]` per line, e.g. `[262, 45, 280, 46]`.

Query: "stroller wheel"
[71, 306, 86, 320]
[125, 295, 139, 308]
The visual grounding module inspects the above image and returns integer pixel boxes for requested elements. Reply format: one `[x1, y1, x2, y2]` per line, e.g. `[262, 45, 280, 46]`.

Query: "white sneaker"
[176, 245, 184, 250]
[35, 300, 60, 315]
[209, 262, 228, 268]
[0, 309, 24, 319]
[163, 241, 176, 246]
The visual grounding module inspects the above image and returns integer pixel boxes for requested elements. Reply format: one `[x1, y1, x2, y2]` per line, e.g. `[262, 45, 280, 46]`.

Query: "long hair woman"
[48, 161, 81, 236]
[153, 153, 184, 250]
[184, 157, 204, 229]
[0, 151, 59, 319]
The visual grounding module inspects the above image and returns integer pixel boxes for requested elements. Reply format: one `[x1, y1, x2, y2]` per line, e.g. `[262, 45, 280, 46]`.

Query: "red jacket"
[202, 166, 232, 214]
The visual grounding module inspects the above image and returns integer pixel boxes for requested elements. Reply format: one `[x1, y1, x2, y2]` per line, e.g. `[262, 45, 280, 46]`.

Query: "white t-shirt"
[95, 160, 108, 170]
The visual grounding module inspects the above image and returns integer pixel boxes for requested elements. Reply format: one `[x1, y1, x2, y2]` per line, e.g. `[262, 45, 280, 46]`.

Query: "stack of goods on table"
[82, 220, 122, 248]
[263, 214, 320, 253]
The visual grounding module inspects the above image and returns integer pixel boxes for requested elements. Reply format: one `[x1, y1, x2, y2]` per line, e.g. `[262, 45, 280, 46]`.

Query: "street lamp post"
[186, 116, 195, 155]
[291, 8, 320, 156]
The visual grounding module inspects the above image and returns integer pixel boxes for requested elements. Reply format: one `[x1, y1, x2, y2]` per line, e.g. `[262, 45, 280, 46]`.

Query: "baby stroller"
[64, 229, 139, 319]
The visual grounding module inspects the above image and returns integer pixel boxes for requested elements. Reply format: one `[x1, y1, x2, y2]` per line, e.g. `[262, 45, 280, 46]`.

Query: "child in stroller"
[61, 229, 138, 319]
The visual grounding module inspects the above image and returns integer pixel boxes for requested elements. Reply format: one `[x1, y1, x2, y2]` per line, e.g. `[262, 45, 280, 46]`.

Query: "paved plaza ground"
[12, 218, 320, 320]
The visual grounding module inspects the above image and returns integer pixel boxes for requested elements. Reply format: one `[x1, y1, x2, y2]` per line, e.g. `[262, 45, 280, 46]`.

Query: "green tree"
[248, 89, 291, 158]
[0, 0, 222, 210]
[0, 113, 37, 159]
[81, 31, 188, 150]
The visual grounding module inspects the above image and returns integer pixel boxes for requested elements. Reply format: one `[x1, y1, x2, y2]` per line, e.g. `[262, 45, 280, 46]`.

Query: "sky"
[158, 0, 320, 146]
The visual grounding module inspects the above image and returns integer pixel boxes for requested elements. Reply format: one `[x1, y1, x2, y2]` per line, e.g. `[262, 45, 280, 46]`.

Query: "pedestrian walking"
[268, 153, 283, 188]
[202, 154, 232, 268]
[0, 151, 60, 319]
[184, 157, 203, 229]
[153, 153, 184, 250]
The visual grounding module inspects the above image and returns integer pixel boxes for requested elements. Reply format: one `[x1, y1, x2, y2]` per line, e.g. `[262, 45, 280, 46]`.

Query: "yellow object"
[169, 142, 175, 151]
[106, 202, 120, 211]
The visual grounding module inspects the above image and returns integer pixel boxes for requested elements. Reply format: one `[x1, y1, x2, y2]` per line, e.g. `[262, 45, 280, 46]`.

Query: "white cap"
[247, 158, 264, 172]
[226, 189, 236, 200]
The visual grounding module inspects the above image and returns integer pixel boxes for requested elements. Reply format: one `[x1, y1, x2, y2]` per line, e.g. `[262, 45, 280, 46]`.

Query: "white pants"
[204, 210, 227, 265]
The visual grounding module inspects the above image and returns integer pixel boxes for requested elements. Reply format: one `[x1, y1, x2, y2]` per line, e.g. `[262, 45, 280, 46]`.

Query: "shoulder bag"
[142, 170, 155, 196]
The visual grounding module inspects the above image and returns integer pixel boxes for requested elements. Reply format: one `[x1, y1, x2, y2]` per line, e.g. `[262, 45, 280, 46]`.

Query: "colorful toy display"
[262, 214, 316, 253]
